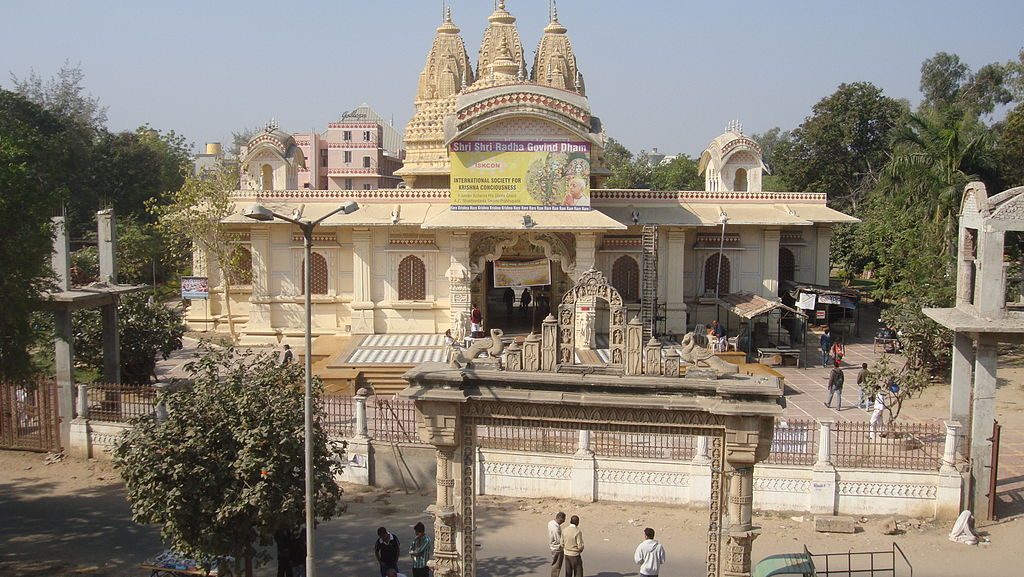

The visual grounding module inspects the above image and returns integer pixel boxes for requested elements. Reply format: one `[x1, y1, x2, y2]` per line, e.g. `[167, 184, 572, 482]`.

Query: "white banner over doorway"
[493, 259, 551, 288]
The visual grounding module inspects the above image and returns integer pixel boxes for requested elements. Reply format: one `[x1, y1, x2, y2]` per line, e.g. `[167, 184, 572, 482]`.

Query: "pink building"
[292, 104, 405, 191]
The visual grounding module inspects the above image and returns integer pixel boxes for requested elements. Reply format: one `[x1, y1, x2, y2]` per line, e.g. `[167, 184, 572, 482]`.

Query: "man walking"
[856, 362, 870, 409]
[819, 328, 832, 367]
[634, 528, 666, 577]
[548, 512, 565, 577]
[561, 515, 584, 577]
[375, 526, 401, 577]
[410, 522, 432, 577]
[825, 360, 844, 410]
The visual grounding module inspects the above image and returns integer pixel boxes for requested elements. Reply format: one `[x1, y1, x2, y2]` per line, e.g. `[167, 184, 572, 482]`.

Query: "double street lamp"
[243, 200, 358, 577]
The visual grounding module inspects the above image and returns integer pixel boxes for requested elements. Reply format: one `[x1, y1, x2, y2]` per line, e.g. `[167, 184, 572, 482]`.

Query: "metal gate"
[0, 381, 61, 452]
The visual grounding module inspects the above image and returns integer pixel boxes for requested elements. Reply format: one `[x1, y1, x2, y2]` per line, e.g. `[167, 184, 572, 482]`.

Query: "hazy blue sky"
[2, 1, 1022, 156]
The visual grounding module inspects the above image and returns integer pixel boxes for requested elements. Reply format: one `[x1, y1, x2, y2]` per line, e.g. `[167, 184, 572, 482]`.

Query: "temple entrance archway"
[558, 268, 626, 365]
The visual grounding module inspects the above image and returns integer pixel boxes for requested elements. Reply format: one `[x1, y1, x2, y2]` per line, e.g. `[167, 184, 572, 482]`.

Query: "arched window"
[300, 252, 329, 295]
[231, 246, 253, 285]
[398, 255, 426, 301]
[779, 247, 796, 286]
[734, 168, 748, 192]
[703, 254, 731, 295]
[611, 256, 640, 302]
[261, 164, 273, 190]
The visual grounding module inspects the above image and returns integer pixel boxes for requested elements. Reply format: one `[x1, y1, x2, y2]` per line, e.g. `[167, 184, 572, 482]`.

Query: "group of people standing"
[374, 524, 433, 577]
[548, 512, 666, 577]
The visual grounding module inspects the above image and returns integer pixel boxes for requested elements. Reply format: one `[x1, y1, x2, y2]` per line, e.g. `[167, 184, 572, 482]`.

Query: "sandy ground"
[1, 450, 1021, 577]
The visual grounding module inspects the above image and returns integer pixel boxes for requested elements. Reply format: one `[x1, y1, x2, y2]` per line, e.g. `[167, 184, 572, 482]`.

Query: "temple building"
[189, 1, 856, 347]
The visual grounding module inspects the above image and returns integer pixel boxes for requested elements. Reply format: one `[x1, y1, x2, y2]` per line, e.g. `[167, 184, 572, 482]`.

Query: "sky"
[2, 0, 1022, 157]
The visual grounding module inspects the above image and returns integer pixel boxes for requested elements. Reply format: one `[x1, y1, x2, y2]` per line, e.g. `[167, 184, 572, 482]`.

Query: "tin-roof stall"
[715, 292, 808, 367]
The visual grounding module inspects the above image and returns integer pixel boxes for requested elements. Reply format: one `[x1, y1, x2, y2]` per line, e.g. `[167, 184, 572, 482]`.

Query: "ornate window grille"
[301, 252, 329, 295]
[611, 256, 640, 302]
[703, 254, 731, 295]
[398, 255, 426, 300]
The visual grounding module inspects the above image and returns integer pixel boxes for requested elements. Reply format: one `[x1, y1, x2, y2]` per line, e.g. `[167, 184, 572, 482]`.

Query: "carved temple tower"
[531, 3, 585, 94]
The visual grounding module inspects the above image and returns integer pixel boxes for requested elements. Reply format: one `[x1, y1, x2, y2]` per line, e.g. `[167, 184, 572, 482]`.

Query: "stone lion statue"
[677, 332, 738, 377]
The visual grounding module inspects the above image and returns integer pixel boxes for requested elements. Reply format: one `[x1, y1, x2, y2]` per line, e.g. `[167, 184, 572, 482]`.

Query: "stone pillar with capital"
[351, 228, 375, 334]
[722, 416, 772, 577]
[664, 230, 688, 333]
[936, 420, 964, 519]
[247, 225, 273, 335]
[415, 401, 465, 577]
[762, 228, 780, 299]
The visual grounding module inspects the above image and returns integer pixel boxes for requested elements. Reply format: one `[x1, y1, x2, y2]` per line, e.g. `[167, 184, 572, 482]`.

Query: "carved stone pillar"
[625, 316, 644, 376]
[541, 314, 557, 371]
[664, 348, 681, 377]
[415, 401, 463, 577]
[644, 337, 662, 375]
[351, 228, 375, 334]
[447, 232, 473, 340]
[523, 332, 541, 372]
[723, 417, 766, 577]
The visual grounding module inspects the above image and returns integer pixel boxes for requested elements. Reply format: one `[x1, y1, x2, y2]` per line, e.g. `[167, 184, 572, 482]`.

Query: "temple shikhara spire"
[532, 0, 584, 94]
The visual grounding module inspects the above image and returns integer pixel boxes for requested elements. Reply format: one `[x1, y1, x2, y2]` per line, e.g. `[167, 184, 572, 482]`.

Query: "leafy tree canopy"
[73, 292, 185, 383]
[113, 347, 344, 576]
[10, 60, 108, 130]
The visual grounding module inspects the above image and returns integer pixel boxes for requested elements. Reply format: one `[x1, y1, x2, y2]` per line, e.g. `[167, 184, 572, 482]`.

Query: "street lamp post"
[244, 200, 358, 577]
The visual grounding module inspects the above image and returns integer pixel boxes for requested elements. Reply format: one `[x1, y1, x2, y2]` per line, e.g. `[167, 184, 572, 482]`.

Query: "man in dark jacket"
[376, 526, 401, 577]
[825, 360, 845, 410]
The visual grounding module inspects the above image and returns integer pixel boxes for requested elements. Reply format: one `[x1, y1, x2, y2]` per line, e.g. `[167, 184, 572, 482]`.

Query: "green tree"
[919, 51, 1011, 117]
[113, 346, 344, 577]
[995, 102, 1024, 187]
[863, 353, 932, 427]
[770, 82, 907, 210]
[0, 89, 80, 380]
[151, 165, 243, 340]
[73, 292, 185, 383]
[650, 155, 703, 190]
[10, 60, 108, 130]
[603, 138, 653, 189]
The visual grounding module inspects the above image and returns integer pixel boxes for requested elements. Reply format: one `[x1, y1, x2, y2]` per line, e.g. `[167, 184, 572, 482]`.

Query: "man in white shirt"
[634, 527, 666, 577]
[548, 511, 565, 577]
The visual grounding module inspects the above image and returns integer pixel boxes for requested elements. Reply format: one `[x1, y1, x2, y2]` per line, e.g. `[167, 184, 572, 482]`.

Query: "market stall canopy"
[717, 292, 806, 319]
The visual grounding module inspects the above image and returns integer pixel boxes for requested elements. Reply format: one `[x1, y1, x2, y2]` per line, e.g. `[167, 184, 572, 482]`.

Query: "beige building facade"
[188, 2, 856, 344]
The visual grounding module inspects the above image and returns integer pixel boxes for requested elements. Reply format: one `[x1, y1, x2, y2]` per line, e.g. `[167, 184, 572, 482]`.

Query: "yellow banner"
[450, 140, 590, 210]
[493, 259, 552, 288]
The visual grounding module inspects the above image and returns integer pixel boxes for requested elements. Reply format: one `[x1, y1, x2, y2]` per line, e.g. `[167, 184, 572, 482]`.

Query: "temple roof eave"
[446, 108, 598, 148]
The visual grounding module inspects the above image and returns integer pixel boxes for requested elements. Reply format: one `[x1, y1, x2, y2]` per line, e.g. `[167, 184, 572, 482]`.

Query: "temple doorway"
[483, 260, 551, 335]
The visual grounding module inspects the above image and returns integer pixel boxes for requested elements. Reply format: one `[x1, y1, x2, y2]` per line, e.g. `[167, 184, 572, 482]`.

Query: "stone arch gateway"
[400, 363, 782, 577]
[558, 268, 626, 365]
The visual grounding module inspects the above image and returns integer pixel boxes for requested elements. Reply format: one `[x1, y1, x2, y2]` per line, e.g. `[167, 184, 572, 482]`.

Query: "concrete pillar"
[975, 228, 1006, 319]
[573, 233, 596, 279]
[692, 436, 711, 466]
[154, 382, 169, 423]
[810, 419, 838, 515]
[97, 209, 118, 284]
[571, 431, 596, 502]
[664, 230, 688, 333]
[354, 388, 370, 439]
[51, 217, 70, 291]
[54, 309, 75, 449]
[814, 225, 832, 286]
[76, 384, 89, 419]
[351, 228, 375, 334]
[247, 225, 273, 330]
[101, 303, 120, 383]
[937, 420, 965, 519]
[762, 228, 780, 299]
[949, 332, 973, 447]
[969, 336, 998, 517]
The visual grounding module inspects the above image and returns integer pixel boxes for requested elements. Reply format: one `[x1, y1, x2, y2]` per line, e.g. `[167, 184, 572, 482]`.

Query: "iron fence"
[477, 425, 578, 454]
[86, 383, 157, 423]
[321, 395, 356, 438]
[591, 431, 696, 460]
[369, 395, 418, 444]
[0, 381, 61, 452]
[765, 419, 819, 466]
[832, 420, 945, 471]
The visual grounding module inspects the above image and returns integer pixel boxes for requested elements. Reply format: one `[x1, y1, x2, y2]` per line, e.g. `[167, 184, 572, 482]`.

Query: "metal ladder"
[640, 225, 658, 341]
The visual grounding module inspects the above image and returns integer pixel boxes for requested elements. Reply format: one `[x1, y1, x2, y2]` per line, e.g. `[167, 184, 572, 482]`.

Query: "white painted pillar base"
[571, 453, 596, 502]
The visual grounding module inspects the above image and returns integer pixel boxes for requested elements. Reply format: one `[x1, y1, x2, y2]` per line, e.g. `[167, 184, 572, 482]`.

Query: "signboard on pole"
[181, 276, 209, 299]
[493, 259, 551, 288]
[449, 140, 590, 211]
